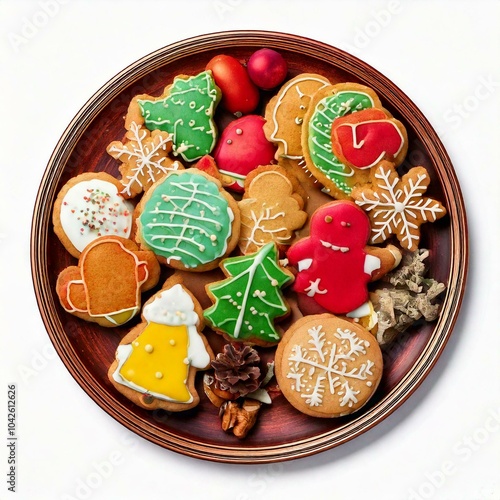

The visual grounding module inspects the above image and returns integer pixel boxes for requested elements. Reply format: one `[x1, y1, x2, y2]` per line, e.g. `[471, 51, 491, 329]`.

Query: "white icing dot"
[169, 339, 176, 346]
[394, 202, 406, 213]
[366, 381, 373, 387]
[183, 358, 189, 365]
[235, 128, 243, 135]
[210, 234, 217, 242]
[226, 139, 232, 145]
[133, 341, 140, 347]
[155, 371, 163, 379]
[144, 344, 154, 353]
[271, 279, 278, 286]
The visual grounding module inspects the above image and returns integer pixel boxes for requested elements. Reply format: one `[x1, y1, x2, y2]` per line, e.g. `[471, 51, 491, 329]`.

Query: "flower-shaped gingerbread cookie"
[351, 161, 446, 251]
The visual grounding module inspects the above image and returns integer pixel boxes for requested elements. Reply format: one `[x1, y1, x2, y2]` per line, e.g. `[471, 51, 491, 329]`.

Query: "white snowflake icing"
[354, 165, 445, 250]
[239, 206, 290, 254]
[287, 326, 375, 408]
[108, 122, 178, 197]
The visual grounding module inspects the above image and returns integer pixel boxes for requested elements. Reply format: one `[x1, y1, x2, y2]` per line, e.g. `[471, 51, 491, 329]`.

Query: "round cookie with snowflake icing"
[135, 168, 240, 271]
[275, 314, 383, 418]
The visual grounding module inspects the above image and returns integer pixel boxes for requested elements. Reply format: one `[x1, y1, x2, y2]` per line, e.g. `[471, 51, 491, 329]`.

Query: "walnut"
[219, 399, 262, 439]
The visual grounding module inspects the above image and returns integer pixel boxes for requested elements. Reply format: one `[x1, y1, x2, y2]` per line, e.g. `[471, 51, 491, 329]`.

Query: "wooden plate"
[31, 30, 468, 463]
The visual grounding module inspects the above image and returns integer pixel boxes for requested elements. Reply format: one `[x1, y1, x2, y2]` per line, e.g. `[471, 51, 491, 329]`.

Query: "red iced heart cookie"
[331, 108, 407, 170]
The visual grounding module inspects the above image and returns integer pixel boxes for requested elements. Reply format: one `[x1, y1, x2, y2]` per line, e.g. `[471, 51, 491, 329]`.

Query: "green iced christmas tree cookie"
[204, 243, 294, 346]
[138, 71, 221, 162]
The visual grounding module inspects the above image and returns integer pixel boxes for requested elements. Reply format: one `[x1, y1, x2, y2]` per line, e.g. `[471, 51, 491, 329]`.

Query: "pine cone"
[211, 343, 261, 397]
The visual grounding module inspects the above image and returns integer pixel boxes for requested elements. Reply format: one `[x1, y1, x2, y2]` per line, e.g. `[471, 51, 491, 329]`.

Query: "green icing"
[140, 171, 233, 268]
[138, 71, 220, 162]
[204, 243, 292, 344]
[308, 91, 375, 194]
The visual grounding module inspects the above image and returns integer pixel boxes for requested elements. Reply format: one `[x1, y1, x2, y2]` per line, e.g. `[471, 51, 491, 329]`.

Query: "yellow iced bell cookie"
[109, 279, 213, 411]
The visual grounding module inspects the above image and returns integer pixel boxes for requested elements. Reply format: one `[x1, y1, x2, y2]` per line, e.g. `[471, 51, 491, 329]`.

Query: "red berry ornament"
[247, 49, 288, 90]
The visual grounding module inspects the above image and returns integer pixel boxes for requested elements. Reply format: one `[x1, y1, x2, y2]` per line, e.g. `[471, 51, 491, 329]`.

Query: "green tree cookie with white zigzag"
[204, 242, 294, 346]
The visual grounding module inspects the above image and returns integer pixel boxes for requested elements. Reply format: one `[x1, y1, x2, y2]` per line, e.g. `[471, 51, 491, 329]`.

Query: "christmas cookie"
[52, 172, 134, 258]
[125, 70, 221, 162]
[56, 236, 160, 327]
[275, 314, 383, 418]
[135, 168, 240, 271]
[302, 82, 407, 199]
[204, 242, 294, 347]
[109, 278, 214, 411]
[351, 161, 447, 251]
[330, 107, 407, 170]
[263, 73, 330, 161]
[238, 165, 308, 254]
[287, 200, 401, 316]
[212, 115, 277, 192]
[106, 121, 183, 199]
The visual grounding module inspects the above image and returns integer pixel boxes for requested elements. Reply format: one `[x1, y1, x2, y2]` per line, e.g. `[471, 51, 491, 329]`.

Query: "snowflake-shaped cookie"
[351, 161, 446, 251]
[107, 121, 182, 198]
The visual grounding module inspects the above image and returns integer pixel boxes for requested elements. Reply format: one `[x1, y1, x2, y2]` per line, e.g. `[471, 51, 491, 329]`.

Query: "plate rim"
[30, 29, 468, 463]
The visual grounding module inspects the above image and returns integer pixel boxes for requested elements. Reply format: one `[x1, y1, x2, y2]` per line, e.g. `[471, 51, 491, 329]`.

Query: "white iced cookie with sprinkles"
[135, 168, 240, 272]
[108, 278, 214, 411]
[275, 314, 383, 418]
[52, 172, 134, 258]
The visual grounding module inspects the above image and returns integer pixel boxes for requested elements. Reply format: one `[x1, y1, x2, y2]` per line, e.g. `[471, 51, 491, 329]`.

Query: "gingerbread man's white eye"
[340, 221, 351, 227]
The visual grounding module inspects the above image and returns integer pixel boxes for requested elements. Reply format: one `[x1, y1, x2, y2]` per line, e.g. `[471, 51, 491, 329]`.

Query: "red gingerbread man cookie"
[287, 200, 398, 316]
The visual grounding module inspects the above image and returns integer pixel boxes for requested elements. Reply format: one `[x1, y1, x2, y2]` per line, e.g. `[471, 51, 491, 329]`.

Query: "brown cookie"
[275, 314, 383, 417]
[56, 236, 160, 327]
[238, 165, 308, 254]
[106, 121, 184, 199]
[264, 73, 330, 160]
[351, 161, 447, 251]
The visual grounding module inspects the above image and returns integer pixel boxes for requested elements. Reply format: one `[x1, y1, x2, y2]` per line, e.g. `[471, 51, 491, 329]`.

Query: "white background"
[1, 1, 499, 499]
